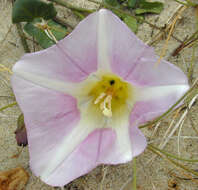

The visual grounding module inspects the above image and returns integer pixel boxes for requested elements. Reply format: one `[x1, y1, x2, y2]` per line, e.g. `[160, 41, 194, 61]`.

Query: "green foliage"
[128, 0, 137, 8]
[104, 0, 120, 7]
[124, 16, 138, 33]
[24, 20, 67, 49]
[17, 114, 24, 129]
[12, 0, 57, 23]
[135, 0, 164, 14]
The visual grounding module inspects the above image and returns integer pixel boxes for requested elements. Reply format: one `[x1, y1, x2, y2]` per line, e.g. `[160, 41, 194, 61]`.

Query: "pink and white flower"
[11, 9, 189, 186]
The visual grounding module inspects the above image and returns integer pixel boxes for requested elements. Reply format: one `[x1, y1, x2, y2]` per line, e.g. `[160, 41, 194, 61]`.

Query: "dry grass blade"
[156, 5, 187, 65]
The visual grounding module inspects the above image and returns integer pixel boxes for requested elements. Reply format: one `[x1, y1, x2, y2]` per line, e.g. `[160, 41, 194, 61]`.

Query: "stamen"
[94, 92, 106, 104]
[101, 95, 112, 118]
[94, 93, 113, 117]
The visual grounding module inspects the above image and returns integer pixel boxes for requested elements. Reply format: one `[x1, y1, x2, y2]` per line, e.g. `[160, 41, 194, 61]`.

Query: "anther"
[101, 95, 112, 118]
[94, 93, 113, 118]
[94, 92, 106, 104]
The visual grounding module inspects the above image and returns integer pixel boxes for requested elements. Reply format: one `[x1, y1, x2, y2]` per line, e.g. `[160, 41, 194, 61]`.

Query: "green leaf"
[48, 20, 67, 41]
[24, 22, 54, 48]
[135, 0, 164, 14]
[128, 0, 137, 8]
[136, 15, 145, 24]
[24, 20, 67, 49]
[104, 0, 120, 7]
[124, 16, 138, 33]
[12, 0, 57, 23]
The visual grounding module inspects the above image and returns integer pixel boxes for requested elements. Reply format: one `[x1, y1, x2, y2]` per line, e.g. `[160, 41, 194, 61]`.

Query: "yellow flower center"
[89, 73, 133, 118]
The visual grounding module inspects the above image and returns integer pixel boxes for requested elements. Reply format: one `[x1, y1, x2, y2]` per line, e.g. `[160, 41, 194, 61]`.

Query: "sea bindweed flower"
[11, 9, 189, 186]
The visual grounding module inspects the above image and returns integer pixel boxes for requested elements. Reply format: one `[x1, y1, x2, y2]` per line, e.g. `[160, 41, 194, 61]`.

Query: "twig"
[133, 158, 137, 190]
[0, 64, 13, 74]
[170, 171, 198, 183]
[173, 0, 197, 7]
[177, 118, 185, 156]
[173, 0, 189, 6]
[172, 30, 198, 56]
[147, 93, 198, 166]
[0, 102, 17, 112]
[156, 5, 187, 65]
[16, 23, 30, 53]
[100, 165, 108, 190]
[149, 144, 198, 163]
[0, 25, 13, 45]
[162, 94, 198, 148]
[147, 5, 184, 46]
[146, 108, 182, 164]
[148, 145, 198, 177]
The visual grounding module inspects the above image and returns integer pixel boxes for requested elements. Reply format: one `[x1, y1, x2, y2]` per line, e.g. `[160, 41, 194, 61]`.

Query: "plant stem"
[49, 0, 96, 13]
[186, 0, 197, 7]
[172, 30, 198, 56]
[188, 45, 196, 83]
[0, 102, 17, 112]
[149, 144, 198, 162]
[16, 23, 30, 53]
[73, 11, 85, 20]
[148, 146, 198, 177]
[133, 158, 137, 190]
[173, 0, 189, 6]
[173, 0, 197, 7]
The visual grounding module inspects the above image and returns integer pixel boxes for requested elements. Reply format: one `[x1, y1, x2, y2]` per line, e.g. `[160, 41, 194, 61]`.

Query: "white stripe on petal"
[136, 85, 189, 102]
[114, 118, 132, 161]
[104, 109, 132, 163]
[13, 69, 98, 98]
[41, 101, 106, 181]
[97, 10, 112, 72]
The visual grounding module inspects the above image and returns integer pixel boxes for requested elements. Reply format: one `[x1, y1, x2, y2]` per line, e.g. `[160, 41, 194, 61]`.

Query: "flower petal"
[94, 9, 151, 77]
[103, 114, 132, 164]
[12, 68, 99, 99]
[125, 50, 189, 86]
[12, 10, 100, 84]
[96, 9, 112, 72]
[96, 10, 188, 87]
[136, 85, 189, 102]
[129, 125, 147, 157]
[44, 128, 116, 186]
[101, 107, 146, 164]
[11, 75, 116, 186]
[130, 84, 188, 126]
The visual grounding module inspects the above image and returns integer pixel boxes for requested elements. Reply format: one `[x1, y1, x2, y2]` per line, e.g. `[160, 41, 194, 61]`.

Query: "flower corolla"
[11, 9, 189, 186]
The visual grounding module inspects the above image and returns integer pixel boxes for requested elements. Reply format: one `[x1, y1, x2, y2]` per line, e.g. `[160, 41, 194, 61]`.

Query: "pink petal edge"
[11, 9, 190, 187]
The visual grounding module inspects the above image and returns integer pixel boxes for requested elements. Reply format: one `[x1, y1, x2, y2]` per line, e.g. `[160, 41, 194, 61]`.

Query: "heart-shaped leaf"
[12, 0, 57, 23]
